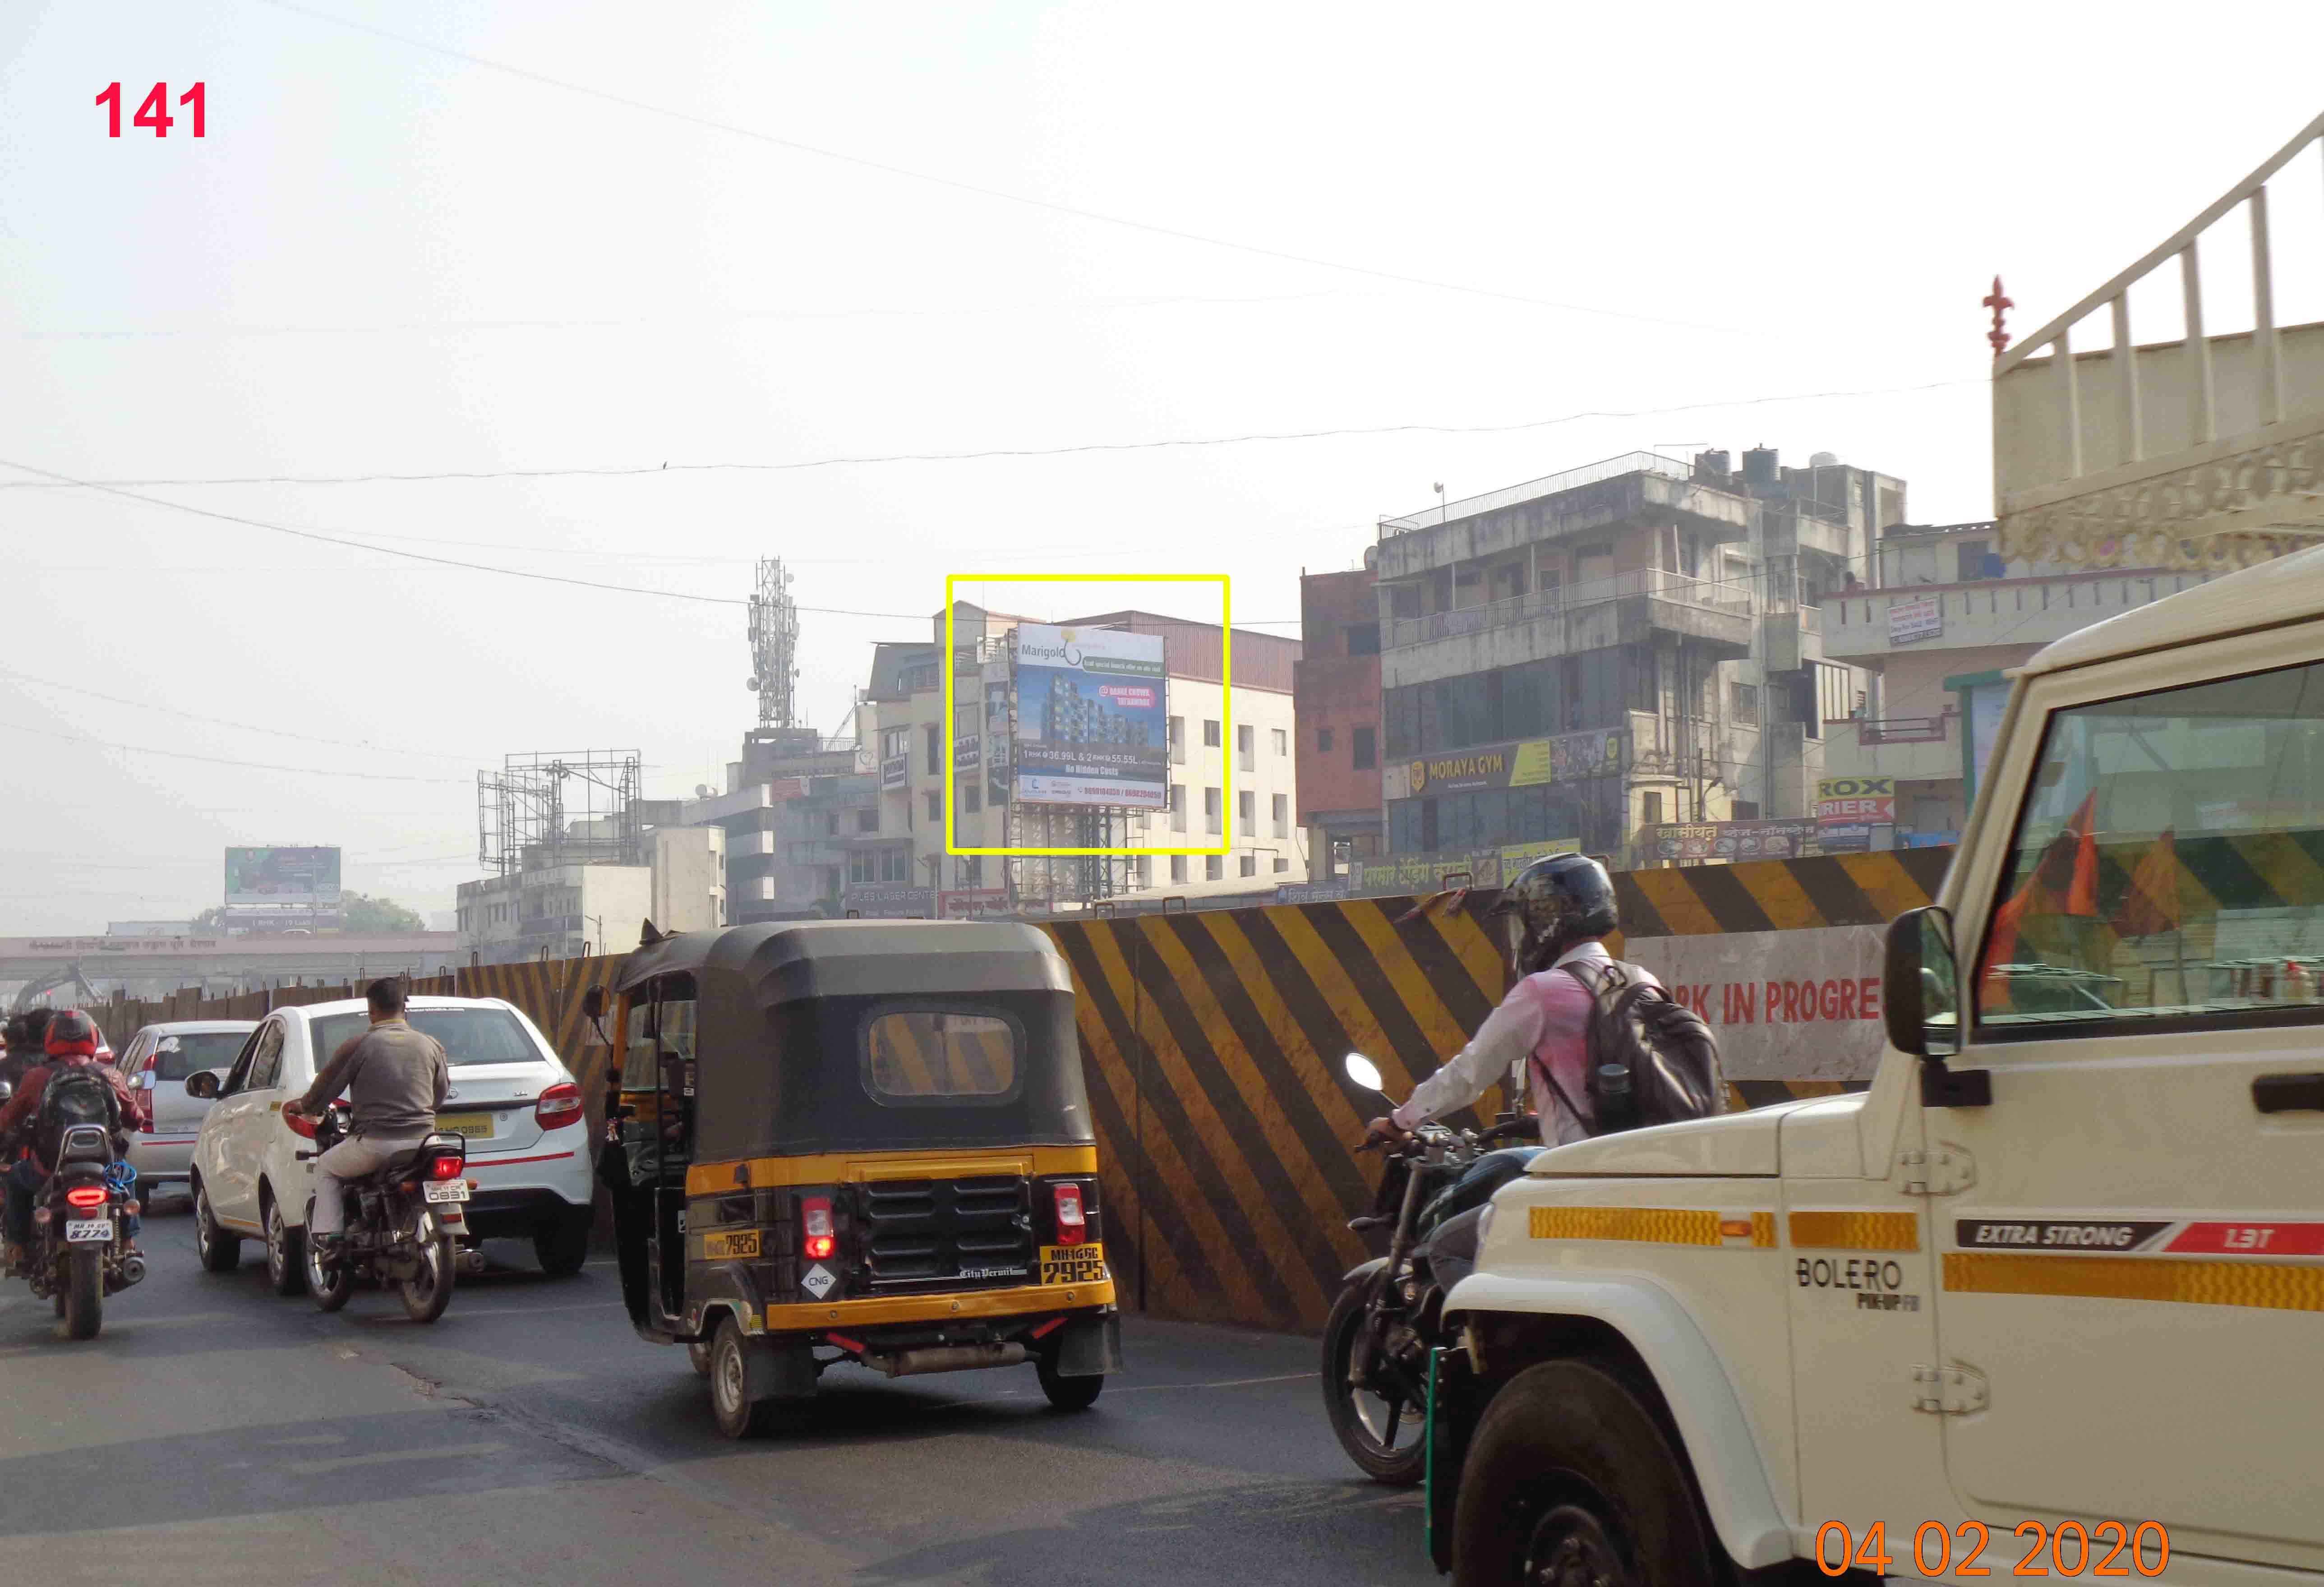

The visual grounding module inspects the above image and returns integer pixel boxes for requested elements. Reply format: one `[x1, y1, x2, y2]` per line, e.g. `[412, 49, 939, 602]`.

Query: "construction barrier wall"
[85, 848, 1952, 1334]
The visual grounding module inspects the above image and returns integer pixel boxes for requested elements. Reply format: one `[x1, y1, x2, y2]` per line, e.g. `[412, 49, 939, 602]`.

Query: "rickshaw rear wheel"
[708, 1316, 797, 1438]
[1036, 1349, 1105, 1411]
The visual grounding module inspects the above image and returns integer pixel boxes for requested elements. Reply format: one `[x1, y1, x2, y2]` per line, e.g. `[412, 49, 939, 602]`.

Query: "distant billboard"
[225, 846, 342, 906]
[1012, 624, 1168, 810]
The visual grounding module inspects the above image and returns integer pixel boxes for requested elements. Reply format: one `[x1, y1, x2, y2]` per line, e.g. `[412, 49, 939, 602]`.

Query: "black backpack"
[1536, 962, 1724, 1135]
[35, 1065, 121, 1166]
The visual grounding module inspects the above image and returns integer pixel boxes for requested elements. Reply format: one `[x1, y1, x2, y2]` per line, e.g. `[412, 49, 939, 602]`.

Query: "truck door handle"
[2252, 1073, 2324, 1113]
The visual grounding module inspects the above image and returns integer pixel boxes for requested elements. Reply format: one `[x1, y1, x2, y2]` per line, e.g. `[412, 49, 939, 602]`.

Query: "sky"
[3, 2, 2322, 932]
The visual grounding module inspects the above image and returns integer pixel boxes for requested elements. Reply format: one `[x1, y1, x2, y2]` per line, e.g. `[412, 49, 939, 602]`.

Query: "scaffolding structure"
[477, 751, 643, 878]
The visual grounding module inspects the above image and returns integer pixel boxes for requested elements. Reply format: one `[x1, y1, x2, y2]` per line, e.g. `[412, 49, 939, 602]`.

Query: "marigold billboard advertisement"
[1012, 624, 1168, 809]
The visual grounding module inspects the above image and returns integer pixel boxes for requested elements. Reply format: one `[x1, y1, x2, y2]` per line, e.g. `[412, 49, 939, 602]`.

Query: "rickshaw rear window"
[863, 1009, 1021, 1102]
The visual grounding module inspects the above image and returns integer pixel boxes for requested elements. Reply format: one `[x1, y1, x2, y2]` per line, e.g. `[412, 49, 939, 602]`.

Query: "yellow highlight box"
[944, 573, 1231, 857]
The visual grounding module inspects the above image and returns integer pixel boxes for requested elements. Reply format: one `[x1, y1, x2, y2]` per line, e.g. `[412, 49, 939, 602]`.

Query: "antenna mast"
[747, 557, 799, 729]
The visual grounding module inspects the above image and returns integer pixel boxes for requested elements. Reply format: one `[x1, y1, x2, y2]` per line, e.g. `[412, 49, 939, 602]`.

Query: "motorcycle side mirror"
[1343, 1052, 1385, 1094]
[580, 986, 606, 1020]
[184, 1070, 221, 1100]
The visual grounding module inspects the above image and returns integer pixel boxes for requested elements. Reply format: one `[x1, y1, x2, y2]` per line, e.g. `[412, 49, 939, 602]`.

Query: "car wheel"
[1450, 1359, 1717, 1587]
[264, 1192, 308, 1297]
[194, 1181, 241, 1273]
[533, 1209, 592, 1277]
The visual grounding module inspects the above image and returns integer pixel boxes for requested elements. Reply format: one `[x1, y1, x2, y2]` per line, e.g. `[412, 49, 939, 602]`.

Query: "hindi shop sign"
[1644, 819, 1822, 862]
[1887, 595, 1943, 646]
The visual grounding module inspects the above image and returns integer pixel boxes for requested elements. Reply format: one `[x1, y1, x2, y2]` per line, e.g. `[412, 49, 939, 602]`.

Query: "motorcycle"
[294, 1102, 468, 1324]
[18, 1116, 147, 1340]
[1322, 1051, 1541, 1485]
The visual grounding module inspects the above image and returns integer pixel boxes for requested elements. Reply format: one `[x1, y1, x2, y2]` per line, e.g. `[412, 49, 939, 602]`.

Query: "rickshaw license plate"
[435, 1113, 493, 1138]
[1038, 1243, 1106, 1285]
[65, 1219, 113, 1243]
[422, 1181, 470, 1204]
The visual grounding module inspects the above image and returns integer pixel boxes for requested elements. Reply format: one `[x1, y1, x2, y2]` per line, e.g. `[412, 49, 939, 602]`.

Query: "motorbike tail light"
[427, 1153, 466, 1181]
[535, 1081, 585, 1132]
[284, 1109, 318, 1141]
[65, 1186, 108, 1210]
[801, 1194, 835, 1261]
[1051, 1183, 1086, 1246]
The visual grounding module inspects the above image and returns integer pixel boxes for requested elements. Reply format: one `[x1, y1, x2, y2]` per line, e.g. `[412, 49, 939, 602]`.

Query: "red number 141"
[97, 82, 205, 138]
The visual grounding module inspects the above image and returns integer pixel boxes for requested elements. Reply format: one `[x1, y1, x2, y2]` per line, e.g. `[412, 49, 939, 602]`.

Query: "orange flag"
[2113, 828, 2180, 940]
[1982, 794, 2099, 1006]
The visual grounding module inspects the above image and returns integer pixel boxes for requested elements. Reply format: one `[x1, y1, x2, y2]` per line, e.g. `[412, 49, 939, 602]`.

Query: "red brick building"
[1293, 566, 1383, 879]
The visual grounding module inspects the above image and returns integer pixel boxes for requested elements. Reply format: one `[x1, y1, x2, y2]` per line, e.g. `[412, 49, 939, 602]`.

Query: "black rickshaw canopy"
[613, 919, 1093, 1160]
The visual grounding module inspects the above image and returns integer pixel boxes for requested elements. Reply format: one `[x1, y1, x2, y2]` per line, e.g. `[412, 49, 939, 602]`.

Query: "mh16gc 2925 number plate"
[1038, 1243, 1106, 1285]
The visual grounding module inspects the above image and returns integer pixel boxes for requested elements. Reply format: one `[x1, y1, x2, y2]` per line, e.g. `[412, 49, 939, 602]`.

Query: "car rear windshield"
[152, 1032, 251, 1081]
[310, 1009, 541, 1069]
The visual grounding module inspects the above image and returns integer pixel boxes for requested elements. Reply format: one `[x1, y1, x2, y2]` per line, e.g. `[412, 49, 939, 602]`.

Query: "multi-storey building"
[863, 604, 1306, 911]
[1294, 565, 1383, 881]
[1372, 447, 1904, 867]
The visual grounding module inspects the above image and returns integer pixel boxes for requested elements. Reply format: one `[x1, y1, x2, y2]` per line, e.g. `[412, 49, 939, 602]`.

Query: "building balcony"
[1992, 111, 2324, 575]
[1821, 714, 1962, 784]
[1382, 569, 1754, 674]
[1376, 453, 1755, 576]
[1817, 569, 2219, 665]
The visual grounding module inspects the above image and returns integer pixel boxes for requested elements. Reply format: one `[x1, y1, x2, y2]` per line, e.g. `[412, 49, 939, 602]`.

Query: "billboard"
[1816, 775, 1895, 826]
[1395, 729, 1625, 799]
[225, 846, 342, 906]
[1620, 924, 1886, 1080]
[1011, 624, 1168, 810]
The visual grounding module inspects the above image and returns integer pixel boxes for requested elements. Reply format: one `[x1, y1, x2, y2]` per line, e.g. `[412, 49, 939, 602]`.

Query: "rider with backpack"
[1364, 853, 1724, 1148]
[0, 1010, 147, 1273]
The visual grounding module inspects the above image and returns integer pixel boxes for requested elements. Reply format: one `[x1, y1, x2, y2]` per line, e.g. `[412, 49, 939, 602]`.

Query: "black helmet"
[1493, 853, 1617, 973]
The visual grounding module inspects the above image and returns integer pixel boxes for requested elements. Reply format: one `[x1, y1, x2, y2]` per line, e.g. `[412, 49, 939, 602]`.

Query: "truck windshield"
[1975, 657, 2324, 1032]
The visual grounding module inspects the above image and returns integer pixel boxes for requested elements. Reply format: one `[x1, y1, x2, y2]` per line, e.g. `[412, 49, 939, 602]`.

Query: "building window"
[1204, 787, 1222, 835]
[1318, 726, 1335, 753]
[1169, 783, 1187, 833]
[1168, 716, 1186, 765]
[1344, 623, 1381, 656]
[1205, 854, 1223, 881]
[885, 848, 912, 882]
[1240, 854, 1257, 877]
[1237, 724, 1254, 771]
[924, 725, 941, 775]
[1237, 789, 1254, 835]
[1352, 727, 1376, 770]
[1203, 719, 1221, 748]
[926, 790, 942, 822]
[1170, 854, 1187, 884]
[1732, 800, 1760, 820]
[1731, 682, 1759, 724]
[1273, 856, 1290, 872]
[1272, 793, 1288, 838]
[1134, 855, 1152, 888]
[1641, 791, 1663, 827]
[881, 726, 910, 761]
[1272, 728, 1287, 756]
[856, 807, 879, 833]
[963, 784, 982, 814]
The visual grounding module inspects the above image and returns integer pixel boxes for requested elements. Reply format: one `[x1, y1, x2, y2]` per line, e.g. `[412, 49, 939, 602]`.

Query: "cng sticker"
[800, 1263, 837, 1300]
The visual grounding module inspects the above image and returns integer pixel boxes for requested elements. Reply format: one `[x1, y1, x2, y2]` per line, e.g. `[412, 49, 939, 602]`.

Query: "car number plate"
[1038, 1242, 1106, 1285]
[435, 1112, 493, 1139]
[65, 1219, 114, 1243]
[422, 1181, 471, 1204]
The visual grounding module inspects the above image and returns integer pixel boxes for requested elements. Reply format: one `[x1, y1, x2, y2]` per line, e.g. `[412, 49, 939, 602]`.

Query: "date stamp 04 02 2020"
[1814, 1520, 2171, 1579]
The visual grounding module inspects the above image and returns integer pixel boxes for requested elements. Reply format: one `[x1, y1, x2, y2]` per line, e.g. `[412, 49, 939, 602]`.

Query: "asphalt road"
[0, 1197, 1439, 1587]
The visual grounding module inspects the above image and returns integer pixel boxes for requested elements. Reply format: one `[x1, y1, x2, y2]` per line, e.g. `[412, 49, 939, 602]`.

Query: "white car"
[186, 996, 596, 1294]
[117, 1020, 258, 1209]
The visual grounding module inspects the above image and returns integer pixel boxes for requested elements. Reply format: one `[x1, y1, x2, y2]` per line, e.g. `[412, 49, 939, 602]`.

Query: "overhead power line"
[0, 715, 474, 783]
[0, 377, 1977, 494]
[256, 0, 1737, 337]
[0, 668, 500, 764]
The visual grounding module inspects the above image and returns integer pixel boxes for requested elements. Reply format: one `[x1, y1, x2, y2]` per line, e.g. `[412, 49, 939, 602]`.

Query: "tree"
[192, 906, 228, 931]
[342, 892, 426, 933]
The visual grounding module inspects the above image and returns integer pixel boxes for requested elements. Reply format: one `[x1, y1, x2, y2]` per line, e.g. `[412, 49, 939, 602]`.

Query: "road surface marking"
[289, 1440, 507, 1474]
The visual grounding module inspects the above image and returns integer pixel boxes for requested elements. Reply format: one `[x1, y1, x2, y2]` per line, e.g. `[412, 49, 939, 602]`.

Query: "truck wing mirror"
[1883, 907, 1989, 1107]
[580, 986, 606, 1020]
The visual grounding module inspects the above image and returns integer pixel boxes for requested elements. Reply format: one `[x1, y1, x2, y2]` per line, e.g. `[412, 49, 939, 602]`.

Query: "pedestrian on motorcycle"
[282, 978, 448, 1260]
[0, 1010, 146, 1275]
[1, 1009, 55, 1092]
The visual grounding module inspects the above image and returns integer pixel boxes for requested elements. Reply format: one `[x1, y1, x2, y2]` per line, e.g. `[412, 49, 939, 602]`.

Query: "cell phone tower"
[746, 557, 800, 729]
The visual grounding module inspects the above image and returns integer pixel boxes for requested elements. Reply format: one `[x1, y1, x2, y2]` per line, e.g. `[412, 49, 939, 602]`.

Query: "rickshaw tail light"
[1052, 1183, 1086, 1246]
[802, 1195, 835, 1261]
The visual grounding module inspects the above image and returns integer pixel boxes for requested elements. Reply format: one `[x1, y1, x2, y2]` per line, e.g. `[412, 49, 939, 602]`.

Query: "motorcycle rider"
[0, 1009, 55, 1092]
[0, 1010, 146, 1275]
[282, 978, 448, 1259]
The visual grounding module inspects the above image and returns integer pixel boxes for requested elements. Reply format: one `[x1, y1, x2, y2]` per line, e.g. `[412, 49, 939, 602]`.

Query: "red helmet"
[43, 1009, 101, 1059]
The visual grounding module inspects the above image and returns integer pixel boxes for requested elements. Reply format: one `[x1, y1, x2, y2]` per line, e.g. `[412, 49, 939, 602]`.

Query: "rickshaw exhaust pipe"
[859, 1342, 1029, 1378]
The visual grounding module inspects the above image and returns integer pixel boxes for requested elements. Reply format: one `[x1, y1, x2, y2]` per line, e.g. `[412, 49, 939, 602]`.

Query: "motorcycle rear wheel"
[1321, 1283, 1427, 1485]
[303, 1199, 354, 1312]
[62, 1247, 102, 1341]
[399, 1224, 455, 1324]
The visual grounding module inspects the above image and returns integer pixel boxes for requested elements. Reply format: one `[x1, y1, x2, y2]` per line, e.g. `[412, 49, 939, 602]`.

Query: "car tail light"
[1052, 1182, 1086, 1246]
[65, 1186, 107, 1210]
[284, 1109, 317, 1141]
[138, 1113, 155, 1134]
[427, 1152, 466, 1181]
[535, 1081, 584, 1131]
[801, 1195, 835, 1261]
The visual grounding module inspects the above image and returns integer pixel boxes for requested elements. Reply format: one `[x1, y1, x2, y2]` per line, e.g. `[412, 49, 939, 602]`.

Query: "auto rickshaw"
[588, 918, 1121, 1438]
